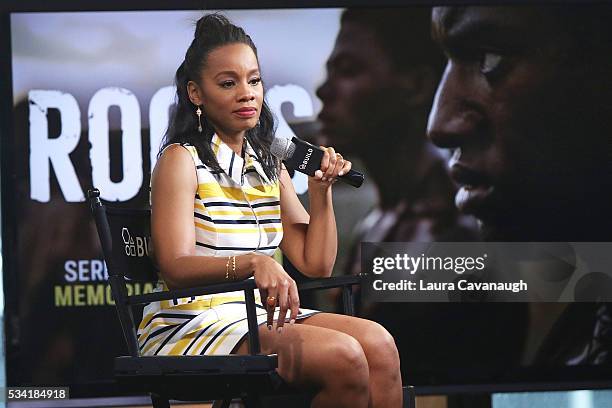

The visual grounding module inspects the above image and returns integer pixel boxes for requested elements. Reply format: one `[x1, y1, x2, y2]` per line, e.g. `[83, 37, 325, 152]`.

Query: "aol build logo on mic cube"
[284, 137, 324, 177]
[361, 242, 612, 302]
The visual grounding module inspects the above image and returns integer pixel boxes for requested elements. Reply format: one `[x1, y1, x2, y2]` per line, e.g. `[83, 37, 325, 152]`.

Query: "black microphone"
[270, 136, 364, 188]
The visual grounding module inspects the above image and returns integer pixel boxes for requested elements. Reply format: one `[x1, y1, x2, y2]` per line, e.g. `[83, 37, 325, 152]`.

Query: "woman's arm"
[279, 148, 351, 278]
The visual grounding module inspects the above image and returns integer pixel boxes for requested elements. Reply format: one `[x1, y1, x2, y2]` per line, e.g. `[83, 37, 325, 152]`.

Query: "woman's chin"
[240, 120, 259, 131]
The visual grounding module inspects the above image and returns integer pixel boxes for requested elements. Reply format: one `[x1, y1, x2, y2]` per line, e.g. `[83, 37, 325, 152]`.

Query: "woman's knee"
[324, 334, 370, 390]
[361, 321, 401, 373]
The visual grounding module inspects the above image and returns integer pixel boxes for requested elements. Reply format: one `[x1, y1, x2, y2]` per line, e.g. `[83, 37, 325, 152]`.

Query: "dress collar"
[210, 134, 271, 185]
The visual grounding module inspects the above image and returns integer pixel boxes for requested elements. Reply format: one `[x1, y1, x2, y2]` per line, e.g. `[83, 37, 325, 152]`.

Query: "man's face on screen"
[427, 6, 608, 240]
[316, 22, 398, 154]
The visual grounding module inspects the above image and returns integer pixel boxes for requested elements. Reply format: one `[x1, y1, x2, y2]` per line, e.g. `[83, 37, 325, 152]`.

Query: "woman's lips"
[234, 108, 256, 118]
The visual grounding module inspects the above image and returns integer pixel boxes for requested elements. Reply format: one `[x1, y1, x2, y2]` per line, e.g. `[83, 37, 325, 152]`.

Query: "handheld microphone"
[270, 136, 364, 188]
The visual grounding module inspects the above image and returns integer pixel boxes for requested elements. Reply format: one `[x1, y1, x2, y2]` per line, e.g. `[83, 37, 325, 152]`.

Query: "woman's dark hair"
[162, 13, 279, 181]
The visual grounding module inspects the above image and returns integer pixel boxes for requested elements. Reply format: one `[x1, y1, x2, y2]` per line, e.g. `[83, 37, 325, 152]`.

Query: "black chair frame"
[87, 188, 371, 408]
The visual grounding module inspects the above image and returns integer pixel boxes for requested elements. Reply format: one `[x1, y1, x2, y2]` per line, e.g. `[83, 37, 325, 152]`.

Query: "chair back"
[105, 206, 157, 282]
[87, 188, 157, 357]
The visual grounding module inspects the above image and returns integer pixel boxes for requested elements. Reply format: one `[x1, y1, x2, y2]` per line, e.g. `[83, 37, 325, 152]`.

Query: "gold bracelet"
[231, 255, 237, 281]
[225, 256, 231, 280]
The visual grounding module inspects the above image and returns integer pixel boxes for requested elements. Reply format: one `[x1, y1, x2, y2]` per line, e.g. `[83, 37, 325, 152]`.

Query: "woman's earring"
[196, 106, 203, 133]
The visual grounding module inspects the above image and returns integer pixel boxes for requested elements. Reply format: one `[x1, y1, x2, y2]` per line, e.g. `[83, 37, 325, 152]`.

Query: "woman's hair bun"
[195, 13, 232, 40]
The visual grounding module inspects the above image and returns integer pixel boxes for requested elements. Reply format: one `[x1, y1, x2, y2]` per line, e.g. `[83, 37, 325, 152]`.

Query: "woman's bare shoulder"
[152, 144, 197, 189]
[160, 143, 194, 162]
[155, 144, 196, 170]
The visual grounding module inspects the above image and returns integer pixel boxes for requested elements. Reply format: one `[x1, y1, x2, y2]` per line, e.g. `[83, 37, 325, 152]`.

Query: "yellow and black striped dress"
[137, 134, 319, 356]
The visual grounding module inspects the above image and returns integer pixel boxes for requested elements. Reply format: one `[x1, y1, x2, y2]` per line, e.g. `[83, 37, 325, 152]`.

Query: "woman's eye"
[249, 77, 262, 86]
[220, 81, 234, 88]
[480, 52, 503, 75]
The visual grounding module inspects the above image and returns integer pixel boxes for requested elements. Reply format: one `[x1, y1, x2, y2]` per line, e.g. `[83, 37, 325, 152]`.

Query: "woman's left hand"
[311, 146, 352, 188]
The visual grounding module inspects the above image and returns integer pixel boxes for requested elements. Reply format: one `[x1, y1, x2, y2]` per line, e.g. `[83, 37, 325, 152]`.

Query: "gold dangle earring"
[196, 105, 203, 132]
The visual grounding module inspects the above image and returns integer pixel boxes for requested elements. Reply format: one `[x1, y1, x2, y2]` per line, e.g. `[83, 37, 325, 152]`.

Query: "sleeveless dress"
[137, 134, 319, 356]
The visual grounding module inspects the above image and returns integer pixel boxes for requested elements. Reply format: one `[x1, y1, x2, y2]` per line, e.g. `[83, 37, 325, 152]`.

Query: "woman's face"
[190, 43, 263, 138]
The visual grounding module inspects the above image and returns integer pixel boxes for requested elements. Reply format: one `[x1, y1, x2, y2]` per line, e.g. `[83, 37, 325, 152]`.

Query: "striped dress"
[137, 134, 319, 356]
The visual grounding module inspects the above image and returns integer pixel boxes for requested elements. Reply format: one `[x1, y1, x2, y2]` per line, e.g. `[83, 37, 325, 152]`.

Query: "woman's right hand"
[251, 254, 300, 332]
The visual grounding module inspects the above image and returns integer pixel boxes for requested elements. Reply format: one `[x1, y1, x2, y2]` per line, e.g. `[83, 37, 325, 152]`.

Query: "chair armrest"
[296, 275, 363, 292]
[127, 274, 364, 305]
[126, 279, 257, 305]
[296, 274, 364, 316]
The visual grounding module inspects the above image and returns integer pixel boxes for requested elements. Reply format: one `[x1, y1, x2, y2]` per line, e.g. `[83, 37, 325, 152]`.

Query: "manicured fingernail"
[277, 327, 283, 333]
[290, 319, 296, 325]
[339, 171, 344, 176]
[267, 325, 272, 331]
[322, 177, 327, 182]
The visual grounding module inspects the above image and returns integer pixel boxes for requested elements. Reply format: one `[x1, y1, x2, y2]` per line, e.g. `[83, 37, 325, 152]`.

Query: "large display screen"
[6, 5, 612, 395]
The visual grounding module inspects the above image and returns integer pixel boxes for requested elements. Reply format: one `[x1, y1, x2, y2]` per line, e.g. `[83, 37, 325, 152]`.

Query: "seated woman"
[137, 13, 401, 408]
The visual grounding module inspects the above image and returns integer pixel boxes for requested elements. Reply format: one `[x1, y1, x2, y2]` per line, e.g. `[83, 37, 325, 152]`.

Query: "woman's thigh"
[233, 320, 369, 388]
[300, 313, 391, 343]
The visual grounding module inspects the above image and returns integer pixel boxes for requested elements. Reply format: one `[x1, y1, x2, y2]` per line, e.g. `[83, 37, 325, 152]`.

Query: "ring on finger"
[266, 296, 276, 307]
